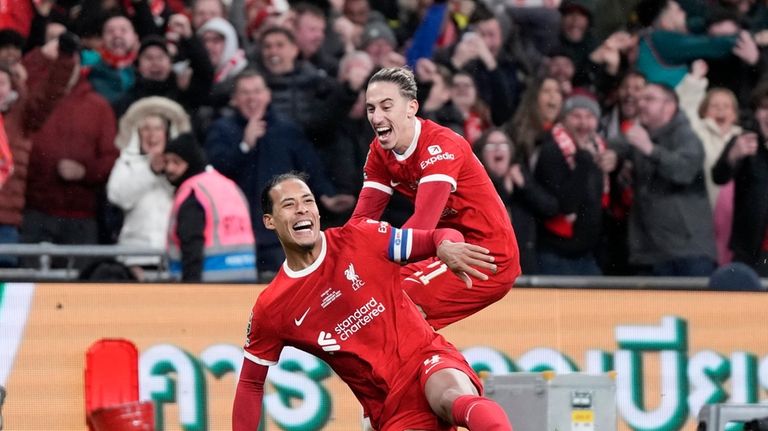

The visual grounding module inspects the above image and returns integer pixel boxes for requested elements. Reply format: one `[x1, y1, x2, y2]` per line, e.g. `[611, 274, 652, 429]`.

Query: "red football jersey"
[243, 221, 461, 428]
[363, 118, 518, 265]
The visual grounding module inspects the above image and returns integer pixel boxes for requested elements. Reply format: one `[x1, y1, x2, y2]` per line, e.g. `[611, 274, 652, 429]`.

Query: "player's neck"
[283, 235, 324, 272]
[393, 118, 418, 155]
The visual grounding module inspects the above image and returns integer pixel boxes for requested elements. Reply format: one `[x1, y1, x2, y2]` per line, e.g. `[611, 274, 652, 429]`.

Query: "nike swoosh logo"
[425, 362, 441, 375]
[294, 307, 310, 326]
[390, 181, 400, 187]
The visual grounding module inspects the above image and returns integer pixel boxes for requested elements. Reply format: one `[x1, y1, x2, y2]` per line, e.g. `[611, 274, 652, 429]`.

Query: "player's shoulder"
[256, 278, 285, 307]
[418, 119, 470, 154]
[341, 219, 392, 237]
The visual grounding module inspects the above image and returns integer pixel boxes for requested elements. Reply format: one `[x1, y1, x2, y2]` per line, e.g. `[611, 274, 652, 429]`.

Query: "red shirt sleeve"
[362, 145, 392, 189]
[232, 359, 269, 431]
[350, 186, 391, 223]
[244, 303, 283, 364]
[403, 181, 452, 229]
[351, 146, 394, 223]
[416, 131, 463, 190]
[407, 228, 465, 261]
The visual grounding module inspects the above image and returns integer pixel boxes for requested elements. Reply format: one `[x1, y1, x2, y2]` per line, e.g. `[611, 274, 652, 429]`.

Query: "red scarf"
[99, 47, 138, 69]
[620, 119, 636, 134]
[543, 124, 610, 238]
[0, 114, 13, 190]
[463, 111, 487, 144]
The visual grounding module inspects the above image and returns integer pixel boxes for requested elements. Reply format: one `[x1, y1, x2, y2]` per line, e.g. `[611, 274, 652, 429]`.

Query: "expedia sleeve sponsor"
[419, 152, 456, 170]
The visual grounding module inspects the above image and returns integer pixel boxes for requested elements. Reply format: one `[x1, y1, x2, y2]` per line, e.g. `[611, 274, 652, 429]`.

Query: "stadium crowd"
[1, 0, 768, 282]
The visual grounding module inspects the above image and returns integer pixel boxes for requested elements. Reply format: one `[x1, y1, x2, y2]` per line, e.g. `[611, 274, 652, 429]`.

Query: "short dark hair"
[260, 26, 296, 45]
[634, 0, 670, 28]
[101, 13, 134, 35]
[233, 68, 265, 92]
[469, 1, 496, 24]
[261, 171, 310, 215]
[367, 67, 417, 100]
[705, 7, 743, 30]
[619, 69, 646, 85]
[0, 29, 25, 51]
[293, 2, 327, 21]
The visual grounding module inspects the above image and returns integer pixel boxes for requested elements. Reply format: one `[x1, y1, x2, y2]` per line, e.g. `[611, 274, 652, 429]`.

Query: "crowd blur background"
[1, 0, 768, 284]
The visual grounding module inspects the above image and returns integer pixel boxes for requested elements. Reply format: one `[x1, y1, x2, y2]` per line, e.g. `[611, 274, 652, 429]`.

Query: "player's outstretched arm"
[350, 186, 390, 223]
[403, 181, 452, 229]
[232, 359, 268, 431]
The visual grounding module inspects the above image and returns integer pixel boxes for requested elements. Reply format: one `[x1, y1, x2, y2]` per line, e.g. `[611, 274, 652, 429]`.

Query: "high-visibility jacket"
[168, 168, 256, 281]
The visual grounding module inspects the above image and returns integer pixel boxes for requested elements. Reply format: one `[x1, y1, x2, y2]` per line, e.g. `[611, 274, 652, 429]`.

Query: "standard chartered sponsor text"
[334, 297, 386, 341]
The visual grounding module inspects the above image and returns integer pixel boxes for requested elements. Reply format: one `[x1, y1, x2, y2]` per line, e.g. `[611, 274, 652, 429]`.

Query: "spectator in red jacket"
[0, 33, 78, 267]
[20, 39, 119, 269]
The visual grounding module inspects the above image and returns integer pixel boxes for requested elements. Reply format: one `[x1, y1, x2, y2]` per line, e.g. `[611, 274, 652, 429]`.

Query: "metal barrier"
[1, 244, 767, 288]
[0, 243, 169, 281]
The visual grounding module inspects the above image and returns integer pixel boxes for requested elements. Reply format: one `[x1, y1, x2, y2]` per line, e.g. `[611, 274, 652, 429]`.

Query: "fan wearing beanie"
[533, 91, 617, 275]
[163, 133, 208, 187]
[562, 93, 601, 120]
[633, 0, 747, 88]
[164, 133, 257, 282]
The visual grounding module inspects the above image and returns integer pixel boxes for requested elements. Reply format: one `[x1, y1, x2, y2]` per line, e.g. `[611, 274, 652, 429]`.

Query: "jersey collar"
[393, 118, 421, 162]
[282, 231, 327, 278]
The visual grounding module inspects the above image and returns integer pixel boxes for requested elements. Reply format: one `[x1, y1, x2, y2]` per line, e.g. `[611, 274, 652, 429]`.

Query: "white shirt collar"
[393, 118, 421, 162]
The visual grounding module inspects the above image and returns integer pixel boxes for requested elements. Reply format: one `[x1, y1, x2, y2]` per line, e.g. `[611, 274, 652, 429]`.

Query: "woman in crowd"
[473, 127, 558, 274]
[677, 61, 743, 264]
[107, 96, 191, 280]
[505, 76, 563, 163]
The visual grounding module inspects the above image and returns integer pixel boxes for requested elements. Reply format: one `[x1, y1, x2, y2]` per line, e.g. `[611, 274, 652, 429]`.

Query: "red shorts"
[377, 337, 483, 431]
[402, 256, 518, 330]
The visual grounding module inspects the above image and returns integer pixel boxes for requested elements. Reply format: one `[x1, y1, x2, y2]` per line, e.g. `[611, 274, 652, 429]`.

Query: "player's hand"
[436, 240, 497, 289]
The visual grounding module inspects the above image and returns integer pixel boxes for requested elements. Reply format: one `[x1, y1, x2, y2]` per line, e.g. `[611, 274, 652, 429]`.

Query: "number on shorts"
[412, 261, 448, 285]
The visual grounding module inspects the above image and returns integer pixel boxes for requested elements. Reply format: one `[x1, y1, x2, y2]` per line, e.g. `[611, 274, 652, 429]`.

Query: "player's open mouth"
[292, 220, 313, 232]
[376, 126, 392, 139]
